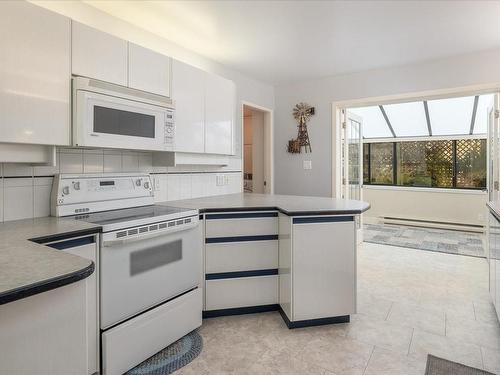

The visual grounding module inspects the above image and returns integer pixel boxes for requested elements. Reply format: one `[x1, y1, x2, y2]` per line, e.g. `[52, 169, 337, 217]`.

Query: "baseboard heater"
[381, 216, 484, 233]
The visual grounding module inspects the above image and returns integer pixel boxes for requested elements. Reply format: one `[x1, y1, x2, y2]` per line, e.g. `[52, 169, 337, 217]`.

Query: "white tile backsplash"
[0, 147, 243, 223]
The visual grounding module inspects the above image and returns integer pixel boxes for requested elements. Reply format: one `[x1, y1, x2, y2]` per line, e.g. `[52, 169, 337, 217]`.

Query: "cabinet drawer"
[205, 213, 278, 238]
[205, 276, 278, 310]
[205, 240, 278, 273]
[102, 288, 201, 375]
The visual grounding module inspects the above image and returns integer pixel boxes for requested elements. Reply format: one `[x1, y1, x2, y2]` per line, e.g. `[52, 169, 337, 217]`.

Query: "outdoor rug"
[125, 330, 203, 375]
[363, 223, 485, 258]
[425, 354, 494, 375]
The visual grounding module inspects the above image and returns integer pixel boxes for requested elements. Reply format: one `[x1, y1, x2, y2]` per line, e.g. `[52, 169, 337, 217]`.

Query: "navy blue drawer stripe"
[45, 236, 95, 250]
[206, 269, 278, 280]
[206, 212, 278, 220]
[293, 216, 354, 224]
[206, 234, 278, 243]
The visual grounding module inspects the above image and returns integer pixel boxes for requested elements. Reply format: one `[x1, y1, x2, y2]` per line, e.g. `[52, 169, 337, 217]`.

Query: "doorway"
[242, 102, 274, 194]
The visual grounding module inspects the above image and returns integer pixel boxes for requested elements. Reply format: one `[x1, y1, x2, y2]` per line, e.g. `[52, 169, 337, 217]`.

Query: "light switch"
[303, 160, 312, 170]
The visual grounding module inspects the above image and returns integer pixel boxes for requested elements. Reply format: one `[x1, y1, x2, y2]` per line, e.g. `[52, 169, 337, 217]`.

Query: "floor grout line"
[472, 301, 478, 321]
[407, 328, 415, 356]
[362, 346, 375, 375]
[385, 302, 394, 321]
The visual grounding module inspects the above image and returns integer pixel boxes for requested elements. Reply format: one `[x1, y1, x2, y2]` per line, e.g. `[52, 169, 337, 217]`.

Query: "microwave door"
[74, 90, 166, 151]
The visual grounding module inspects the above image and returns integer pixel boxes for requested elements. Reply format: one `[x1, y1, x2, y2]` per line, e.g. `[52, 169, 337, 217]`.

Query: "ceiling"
[84, 1, 500, 85]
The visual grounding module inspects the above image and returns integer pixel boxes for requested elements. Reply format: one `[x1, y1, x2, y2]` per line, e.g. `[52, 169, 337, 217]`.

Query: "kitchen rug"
[425, 355, 494, 375]
[363, 223, 485, 258]
[125, 330, 203, 375]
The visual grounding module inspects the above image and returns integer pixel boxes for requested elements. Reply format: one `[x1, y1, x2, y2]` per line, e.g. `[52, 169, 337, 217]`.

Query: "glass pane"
[348, 119, 361, 200]
[383, 102, 429, 137]
[474, 94, 494, 135]
[363, 144, 370, 184]
[349, 106, 392, 138]
[94, 106, 156, 138]
[427, 96, 474, 136]
[456, 139, 487, 189]
[396, 140, 453, 188]
[370, 143, 394, 184]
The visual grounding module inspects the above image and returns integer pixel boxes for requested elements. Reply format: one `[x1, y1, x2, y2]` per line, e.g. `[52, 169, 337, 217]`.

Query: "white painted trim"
[362, 184, 487, 195]
[241, 101, 274, 194]
[364, 134, 487, 143]
[332, 83, 500, 199]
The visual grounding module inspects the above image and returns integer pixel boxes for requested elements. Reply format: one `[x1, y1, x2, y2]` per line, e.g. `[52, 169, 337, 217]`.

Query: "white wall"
[274, 48, 500, 197]
[362, 187, 487, 227]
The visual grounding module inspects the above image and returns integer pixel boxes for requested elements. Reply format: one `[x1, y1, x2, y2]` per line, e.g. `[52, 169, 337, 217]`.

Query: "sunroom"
[347, 93, 494, 257]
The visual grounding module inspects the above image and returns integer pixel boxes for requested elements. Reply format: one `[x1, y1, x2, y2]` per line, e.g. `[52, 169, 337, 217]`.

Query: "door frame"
[331, 83, 500, 199]
[241, 101, 274, 194]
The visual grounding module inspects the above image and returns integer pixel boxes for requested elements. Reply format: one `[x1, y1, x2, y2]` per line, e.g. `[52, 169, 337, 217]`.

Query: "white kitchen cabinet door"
[171, 60, 205, 153]
[205, 73, 235, 155]
[292, 218, 356, 321]
[72, 21, 128, 86]
[129, 43, 171, 97]
[0, 1, 71, 145]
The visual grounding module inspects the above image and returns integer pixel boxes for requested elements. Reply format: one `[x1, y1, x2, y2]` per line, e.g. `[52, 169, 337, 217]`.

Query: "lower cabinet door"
[205, 276, 278, 310]
[101, 288, 202, 375]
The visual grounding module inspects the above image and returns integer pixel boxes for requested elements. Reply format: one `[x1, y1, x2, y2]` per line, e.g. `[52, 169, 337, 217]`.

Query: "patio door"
[341, 110, 363, 242]
[489, 94, 500, 203]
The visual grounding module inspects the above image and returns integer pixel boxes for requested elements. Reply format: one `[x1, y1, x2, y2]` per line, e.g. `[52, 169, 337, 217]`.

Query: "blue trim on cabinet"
[205, 268, 278, 280]
[293, 216, 354, 224]
[203, 304, 279, 318]
[44, 236, 95, 250]
[278, 307, 350, 329]
[205, 212, 278, 220]
[205, 234, 278, 243]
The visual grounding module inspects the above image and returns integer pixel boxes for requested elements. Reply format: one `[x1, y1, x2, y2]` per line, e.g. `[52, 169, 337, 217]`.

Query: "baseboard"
[202, 304, 279, 318]
[278, 308, 350, 329]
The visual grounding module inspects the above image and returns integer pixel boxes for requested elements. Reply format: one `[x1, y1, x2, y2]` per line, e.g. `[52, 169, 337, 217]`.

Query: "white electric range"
[52, 173, 203, 375]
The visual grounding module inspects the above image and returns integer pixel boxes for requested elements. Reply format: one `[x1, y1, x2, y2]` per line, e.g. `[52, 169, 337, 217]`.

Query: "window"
[369, 143, 394, 185]
[364, 139, 486, 189]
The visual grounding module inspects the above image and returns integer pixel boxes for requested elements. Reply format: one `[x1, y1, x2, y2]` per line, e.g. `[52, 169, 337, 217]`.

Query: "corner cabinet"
[0, 1, 71, 146]
[171, 60, 236, 156]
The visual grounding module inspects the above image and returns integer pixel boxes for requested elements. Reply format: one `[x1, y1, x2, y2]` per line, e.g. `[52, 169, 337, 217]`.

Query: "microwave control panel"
[164, 110, 175, 145]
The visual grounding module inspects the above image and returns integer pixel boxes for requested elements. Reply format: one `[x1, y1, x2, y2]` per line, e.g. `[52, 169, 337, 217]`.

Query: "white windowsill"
[362, 184, 487, 195]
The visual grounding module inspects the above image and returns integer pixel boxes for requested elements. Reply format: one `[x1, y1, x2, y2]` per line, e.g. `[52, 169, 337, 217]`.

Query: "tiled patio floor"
[363, 223, 485, 258]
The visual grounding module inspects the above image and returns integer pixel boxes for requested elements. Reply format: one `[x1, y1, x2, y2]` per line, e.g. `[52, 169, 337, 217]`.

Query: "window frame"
[363, 139, 487, 191]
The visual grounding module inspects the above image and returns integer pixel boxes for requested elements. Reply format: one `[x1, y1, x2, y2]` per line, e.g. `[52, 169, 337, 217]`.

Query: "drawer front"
[102, 288, 201, 375]
[205, 213, 278, 238]
[205, 240, 278, 273]
[205, 276, 278, 310]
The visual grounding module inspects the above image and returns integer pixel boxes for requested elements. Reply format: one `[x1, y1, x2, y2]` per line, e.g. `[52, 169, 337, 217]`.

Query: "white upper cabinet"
[0, 1, 71, 146]
[72, 22, 128, 86]
[172, 60, 205, 153]
[129, 43, 171, 97]
[205, 73, 235, 155]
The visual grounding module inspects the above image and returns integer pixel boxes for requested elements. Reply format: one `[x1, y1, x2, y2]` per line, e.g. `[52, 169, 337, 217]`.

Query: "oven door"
[100, 223, 202, 329]
[74, 90, 173, 151]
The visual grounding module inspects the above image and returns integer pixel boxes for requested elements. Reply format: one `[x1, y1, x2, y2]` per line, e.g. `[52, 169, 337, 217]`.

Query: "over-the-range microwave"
[72, 76, 175, 152]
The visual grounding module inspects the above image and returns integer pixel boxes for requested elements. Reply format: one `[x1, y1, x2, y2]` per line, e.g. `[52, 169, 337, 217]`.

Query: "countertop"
[161, 193, 370, 216]
[0, 217, 101, 305]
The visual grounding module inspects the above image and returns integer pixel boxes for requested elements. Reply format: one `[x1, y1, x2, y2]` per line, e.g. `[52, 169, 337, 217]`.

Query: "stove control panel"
[52, 173, 155, 217]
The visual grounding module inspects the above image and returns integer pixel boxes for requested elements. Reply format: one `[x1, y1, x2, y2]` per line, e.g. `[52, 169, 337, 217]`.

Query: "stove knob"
[144, 181, 150, 189]
[135, 179, 142, 186]
[62, 186, 70, 195]
[73, 181, 81, 190]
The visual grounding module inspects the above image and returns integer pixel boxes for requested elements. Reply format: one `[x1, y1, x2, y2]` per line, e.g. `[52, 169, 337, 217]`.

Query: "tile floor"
[176, 242, 500, 375]
[363, 223, 485, 258]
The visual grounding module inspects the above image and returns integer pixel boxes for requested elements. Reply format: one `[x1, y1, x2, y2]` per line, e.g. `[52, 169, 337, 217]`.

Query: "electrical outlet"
[303, 160, 312, 170]
[153, 176, 160, 191]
